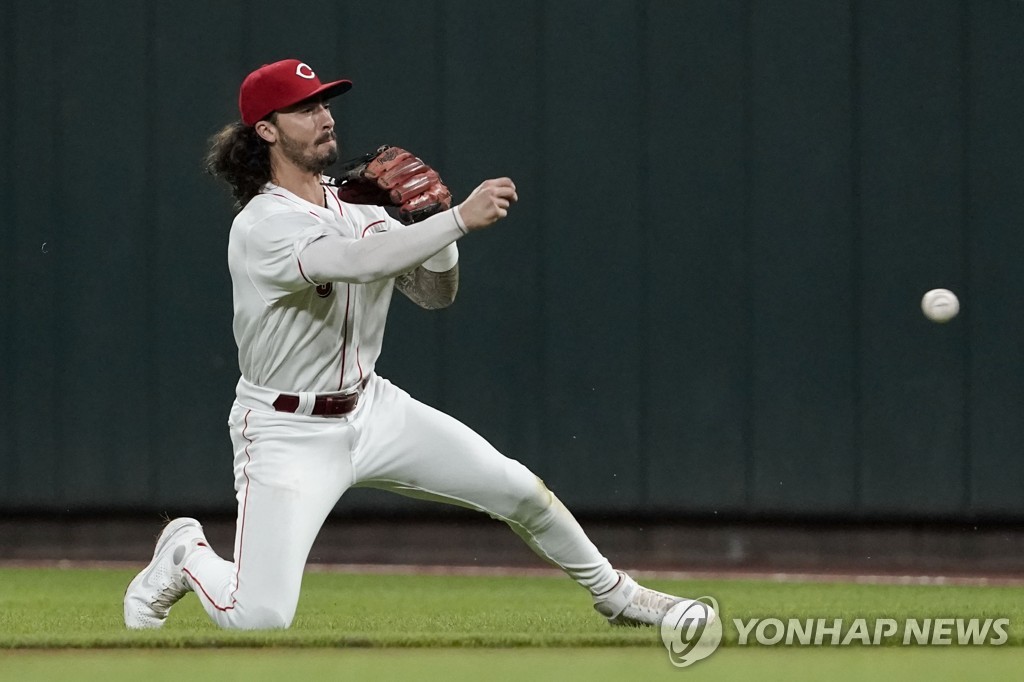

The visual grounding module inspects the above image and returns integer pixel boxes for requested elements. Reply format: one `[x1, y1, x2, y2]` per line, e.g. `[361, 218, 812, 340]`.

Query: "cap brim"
[308, 79, 352, 102]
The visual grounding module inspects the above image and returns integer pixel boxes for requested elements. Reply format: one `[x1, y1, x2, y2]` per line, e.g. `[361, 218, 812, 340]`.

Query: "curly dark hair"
[204, 121, 273, 208]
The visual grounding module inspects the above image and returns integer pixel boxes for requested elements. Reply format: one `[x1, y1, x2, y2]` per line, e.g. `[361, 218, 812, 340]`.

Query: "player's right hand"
[457, 178, 518, 231]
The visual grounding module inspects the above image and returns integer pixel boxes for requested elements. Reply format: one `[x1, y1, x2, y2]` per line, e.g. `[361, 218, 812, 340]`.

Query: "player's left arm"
[395, 262, 459, 310]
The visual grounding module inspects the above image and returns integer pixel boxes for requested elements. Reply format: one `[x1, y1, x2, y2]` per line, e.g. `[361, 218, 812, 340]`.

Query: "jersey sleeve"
[244, 212, 332, 302]
[296, 208, 465, 285]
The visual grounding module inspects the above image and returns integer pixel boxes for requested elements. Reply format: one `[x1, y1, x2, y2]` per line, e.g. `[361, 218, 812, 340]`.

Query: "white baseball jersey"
[229, 181, 415, 394]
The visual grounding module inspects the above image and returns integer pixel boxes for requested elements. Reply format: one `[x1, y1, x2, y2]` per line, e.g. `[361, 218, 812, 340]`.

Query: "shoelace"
[150, 576, 188, 611]
[629, 588, 678, 616]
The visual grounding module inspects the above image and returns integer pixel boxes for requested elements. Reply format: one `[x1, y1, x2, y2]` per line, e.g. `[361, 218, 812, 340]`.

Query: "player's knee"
[252, 607, 292, 630]
[227, 603, 294, 630]
[509, 474, 557, 523]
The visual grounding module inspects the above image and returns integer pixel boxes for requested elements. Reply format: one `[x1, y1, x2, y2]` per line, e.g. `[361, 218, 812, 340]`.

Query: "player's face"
[273, 99, 339, 173]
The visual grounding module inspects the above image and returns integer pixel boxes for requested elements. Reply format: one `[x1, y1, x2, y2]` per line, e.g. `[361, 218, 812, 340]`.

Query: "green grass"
[4, 648, 1024, 682]
[1, 567, 1021, 680]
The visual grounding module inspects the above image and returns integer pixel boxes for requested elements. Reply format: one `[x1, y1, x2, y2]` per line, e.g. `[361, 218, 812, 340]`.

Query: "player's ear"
[254, 120, 277, 144]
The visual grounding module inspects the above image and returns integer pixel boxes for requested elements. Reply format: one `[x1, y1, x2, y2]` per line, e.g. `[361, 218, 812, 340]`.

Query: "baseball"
[921, 288, 960, 323]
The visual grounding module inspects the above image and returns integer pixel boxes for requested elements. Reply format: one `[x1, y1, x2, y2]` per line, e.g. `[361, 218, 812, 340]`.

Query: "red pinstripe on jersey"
[263, 185, 372, 392]
[361, 220, 386, 237]
[266, 189, 325, 284]
[326, 185, 345, 216]
[297, 256, 313, 285]
[338, 284, 352, 391]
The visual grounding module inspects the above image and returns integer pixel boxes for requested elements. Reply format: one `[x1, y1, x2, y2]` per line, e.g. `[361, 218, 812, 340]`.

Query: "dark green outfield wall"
[2, 1, 1023, 520]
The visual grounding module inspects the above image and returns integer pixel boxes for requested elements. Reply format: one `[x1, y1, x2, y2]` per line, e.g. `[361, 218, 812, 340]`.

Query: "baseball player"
[123, 59, 715, 631]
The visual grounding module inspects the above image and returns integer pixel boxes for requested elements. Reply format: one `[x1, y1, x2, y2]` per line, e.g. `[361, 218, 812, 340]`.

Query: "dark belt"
[273, 378, 369, 417]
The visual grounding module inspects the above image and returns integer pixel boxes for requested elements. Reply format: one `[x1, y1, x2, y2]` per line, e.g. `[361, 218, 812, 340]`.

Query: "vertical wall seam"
[334, 1, 345, 71]
[51, 0, 67, 506]
[241, 0, 252, 77]
[741, 0, 755, 512]
[959, 0, 974, 515]
[534, 0, 549, 466]
[3, 0, 16, 502]
[636, 0, 651, 507]
[144, 2, 160, 504]
[849, 0, 864, 515]
[435, 0, 449, 412]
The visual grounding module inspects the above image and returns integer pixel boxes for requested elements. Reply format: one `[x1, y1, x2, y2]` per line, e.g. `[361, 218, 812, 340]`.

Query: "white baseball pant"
[182, 374, 619, 629]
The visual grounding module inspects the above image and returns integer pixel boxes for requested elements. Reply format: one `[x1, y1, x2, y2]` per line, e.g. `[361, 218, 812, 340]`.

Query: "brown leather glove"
[333, 145, 453, 224]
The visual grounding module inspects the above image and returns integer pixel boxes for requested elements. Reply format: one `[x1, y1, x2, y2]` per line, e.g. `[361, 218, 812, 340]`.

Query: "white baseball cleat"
[593, 571, 716, 627]
[123, 517, 206, 629]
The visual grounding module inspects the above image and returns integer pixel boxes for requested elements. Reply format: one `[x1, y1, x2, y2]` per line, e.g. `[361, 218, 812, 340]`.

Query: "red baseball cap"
[238, 59, 352, 126]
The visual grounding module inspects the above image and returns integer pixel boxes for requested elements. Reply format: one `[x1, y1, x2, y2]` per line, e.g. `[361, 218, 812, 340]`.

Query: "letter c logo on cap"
[295, 62, 315, 79]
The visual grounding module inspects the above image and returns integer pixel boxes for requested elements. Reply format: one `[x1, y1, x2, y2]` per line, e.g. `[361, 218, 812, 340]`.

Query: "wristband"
[453, 205, 468, 234]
